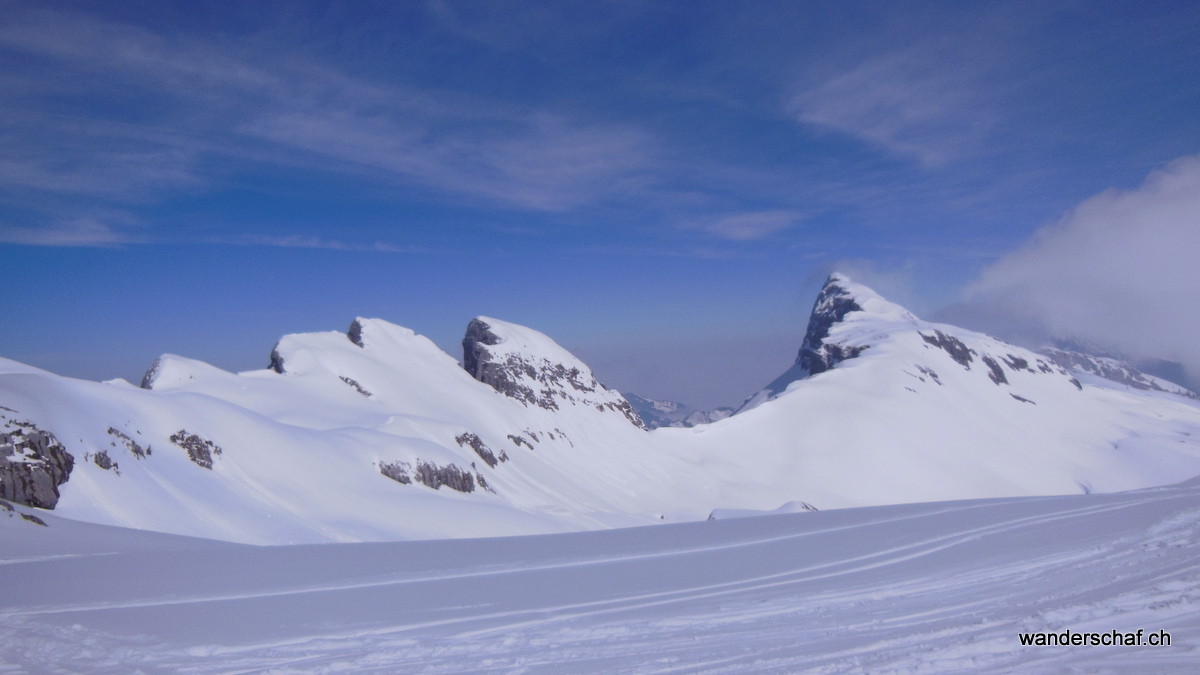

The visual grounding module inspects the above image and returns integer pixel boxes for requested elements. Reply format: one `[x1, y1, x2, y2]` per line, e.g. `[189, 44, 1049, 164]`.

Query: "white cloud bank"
[965, 155, 1200, 383]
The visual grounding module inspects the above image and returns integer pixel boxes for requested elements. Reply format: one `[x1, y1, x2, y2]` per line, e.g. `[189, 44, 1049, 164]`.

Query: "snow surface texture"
[3, 480, 1200, 672]
[2, 274, 1200, 543]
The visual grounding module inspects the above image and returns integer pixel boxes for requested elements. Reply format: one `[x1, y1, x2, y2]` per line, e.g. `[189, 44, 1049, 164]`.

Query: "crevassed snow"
[2, 481, 1198, 673]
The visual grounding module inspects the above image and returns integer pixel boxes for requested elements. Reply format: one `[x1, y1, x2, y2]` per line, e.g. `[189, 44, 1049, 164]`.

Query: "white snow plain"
[3, 479, 1199, 673]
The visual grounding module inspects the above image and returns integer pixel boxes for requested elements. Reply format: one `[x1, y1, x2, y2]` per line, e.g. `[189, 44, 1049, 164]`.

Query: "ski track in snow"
[3, 485, 1200, 673]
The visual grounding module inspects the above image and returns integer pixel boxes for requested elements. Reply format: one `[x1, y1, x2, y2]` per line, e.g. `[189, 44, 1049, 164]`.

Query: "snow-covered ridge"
[3, 274, 1200, 543]
[1043, 346, 1198, 399]
[740, 274, 1083, 411]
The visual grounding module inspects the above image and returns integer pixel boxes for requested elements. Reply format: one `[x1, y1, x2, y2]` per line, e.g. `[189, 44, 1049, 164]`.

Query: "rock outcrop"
[0, 419, 74, 509]
[169, 430, 223, 470]
[798, 275, 870, 376]
[462, 317, 645, 429]
[379, 459, 483, 493]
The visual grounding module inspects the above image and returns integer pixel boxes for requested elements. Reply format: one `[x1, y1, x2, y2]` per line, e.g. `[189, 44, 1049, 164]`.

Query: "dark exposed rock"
[981, 355, 1008, 385]
[554, 427, 574, 447]
[2, 500, 49, 526]
[379, 461, 412, 484]
[93, 450, 117, 472]
[1010, 394, 1036, 404]
[414, 461, 475, 492]
[169, 430, 223, 470]
[462, 319, 501, 377]
[599, 400, 643, 426]
[339, 376, 372, 397]
[798, 276, 868, 376]
[268, 347, 287, 374]
[20, 512, 47, 526]
[107, 427, 150, 458]
[347, 319, 366, 348]
[916, 365, 942, 385]
[380, 459, 478, 493]
[140, 357, 163, 389]
[0, 422, 74, 509]
[462, 318, 646, 429]
[455, 432, 507, 468]
[920, 331, 975, 369]
[1003, 355, 1031, 372]
[507, 434, 533, 450]
[475, 469, 495, 493]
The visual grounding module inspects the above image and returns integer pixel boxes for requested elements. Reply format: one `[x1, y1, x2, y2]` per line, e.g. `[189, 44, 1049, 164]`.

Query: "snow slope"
[4, 275, 1200, 543]
[3, 479, 1199, 672]
[654, 275, 1200, 511]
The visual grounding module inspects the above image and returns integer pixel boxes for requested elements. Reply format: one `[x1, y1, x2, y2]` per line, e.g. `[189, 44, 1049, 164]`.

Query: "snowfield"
[3, 480, 1200, 673]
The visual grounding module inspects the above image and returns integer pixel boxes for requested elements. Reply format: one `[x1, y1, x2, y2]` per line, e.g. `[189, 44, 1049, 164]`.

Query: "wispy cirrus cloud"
[683, 209, 805, 241]
[216, 234, 423, 253]
[244, 110, 656, 212]
[0, 4, 661, 238]
[788, 47, 1000, 167]
[0, 219, 138, 247]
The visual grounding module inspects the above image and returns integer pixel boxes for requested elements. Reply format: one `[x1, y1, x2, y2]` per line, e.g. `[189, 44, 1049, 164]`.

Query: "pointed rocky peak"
[738, 274, 919, 411]
[797, 275, 866, 376]
[462, 317, 646, 429]
[798, 274, 915, 376]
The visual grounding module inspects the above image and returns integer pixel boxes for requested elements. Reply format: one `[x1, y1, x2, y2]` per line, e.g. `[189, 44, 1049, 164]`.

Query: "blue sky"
[3, 0, 1200, 408]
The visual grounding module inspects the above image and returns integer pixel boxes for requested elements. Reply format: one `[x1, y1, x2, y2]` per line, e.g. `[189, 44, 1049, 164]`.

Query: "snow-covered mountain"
[624, 393, 734, 429]
[4, 274, 1200, 543]
[624, 393, 690, 428]
[1042, 344, 1198, 399]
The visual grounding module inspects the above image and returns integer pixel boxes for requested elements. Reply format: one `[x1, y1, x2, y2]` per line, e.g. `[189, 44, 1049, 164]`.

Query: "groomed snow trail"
[3, 481, 1199, 673]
